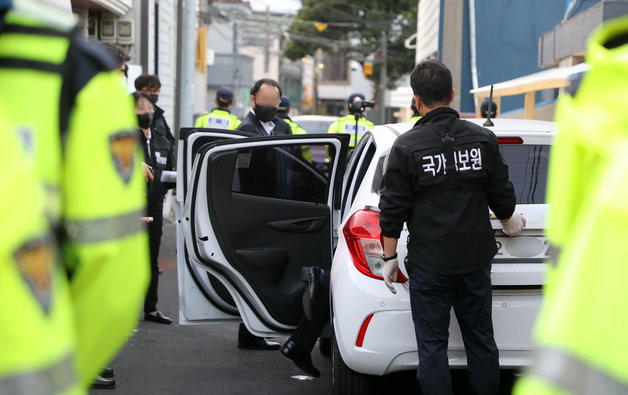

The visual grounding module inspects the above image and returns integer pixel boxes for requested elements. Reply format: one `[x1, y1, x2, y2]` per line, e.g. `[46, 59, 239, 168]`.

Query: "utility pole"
[264, 6, 270, 74]
[178, 0, 196, 128]
[379, 30, 388, 124]
[233, 20, 240, 110]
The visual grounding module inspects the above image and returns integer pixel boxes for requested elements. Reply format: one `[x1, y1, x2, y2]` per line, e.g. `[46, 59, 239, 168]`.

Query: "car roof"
[366, 118, 556, 152]
[292, 115, 338, 122]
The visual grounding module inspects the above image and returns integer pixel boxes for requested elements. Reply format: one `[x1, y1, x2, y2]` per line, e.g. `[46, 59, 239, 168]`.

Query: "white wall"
[416, 0, 440, 63]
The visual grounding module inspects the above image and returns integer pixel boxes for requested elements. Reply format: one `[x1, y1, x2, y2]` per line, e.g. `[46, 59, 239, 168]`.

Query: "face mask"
[137, 113, 154, 129]
[254, 103, 277, 123]
[149, 94, 159, 104]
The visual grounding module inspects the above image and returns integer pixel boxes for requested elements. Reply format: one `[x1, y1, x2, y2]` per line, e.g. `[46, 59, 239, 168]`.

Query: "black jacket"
[379, 107, 516, 275]
[151, 105, 174, 144]
[138, 127, 175, 211]
[237, 111, 292, 136]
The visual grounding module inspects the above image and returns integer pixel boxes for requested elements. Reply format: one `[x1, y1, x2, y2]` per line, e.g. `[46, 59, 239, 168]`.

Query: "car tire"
[332, 328, 373, 395]
[319, 336, 331, 357]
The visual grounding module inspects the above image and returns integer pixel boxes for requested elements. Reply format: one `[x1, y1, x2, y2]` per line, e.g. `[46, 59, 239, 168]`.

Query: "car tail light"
[343, 208, 407, 283]
[497, 137, 523, 144]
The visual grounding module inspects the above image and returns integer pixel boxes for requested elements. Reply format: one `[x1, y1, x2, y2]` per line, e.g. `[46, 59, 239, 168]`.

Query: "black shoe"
[144, 311, 172, 324]
[237, 323, 280, 350]
[280, 339, 320, 378]
[301, 267, 325, 322]
[101, 367, 114, 379]
[91, 376, 116, 389]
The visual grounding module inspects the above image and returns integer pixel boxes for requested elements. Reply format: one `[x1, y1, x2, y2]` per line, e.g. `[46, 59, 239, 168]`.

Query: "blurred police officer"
[0, 0, 149, 391]
[195, 86, 241, 130]
[379, 59, 526, 395]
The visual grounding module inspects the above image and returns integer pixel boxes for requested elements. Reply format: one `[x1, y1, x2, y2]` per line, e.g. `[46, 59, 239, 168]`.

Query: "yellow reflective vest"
[327, 114, 374, 148]
[0, 106, 81, 394]
[0, 1, 149, 389]
[194, 108, 241, 130]
[514, 15, 628, 395]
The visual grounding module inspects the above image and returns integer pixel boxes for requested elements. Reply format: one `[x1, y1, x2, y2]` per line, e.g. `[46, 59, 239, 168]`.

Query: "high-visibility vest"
[410, 115, 421, 123]
[282, 117, 312, 161]
[0, 1, 149, 388]
[327, 114, 374, 148]
[514, 15, 628, 395]
[0, 105, 81, 394]
[195, 108, 241, 130]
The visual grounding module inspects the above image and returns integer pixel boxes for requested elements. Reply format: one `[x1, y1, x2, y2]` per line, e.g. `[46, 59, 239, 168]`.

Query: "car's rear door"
[182, 134, 349, 335]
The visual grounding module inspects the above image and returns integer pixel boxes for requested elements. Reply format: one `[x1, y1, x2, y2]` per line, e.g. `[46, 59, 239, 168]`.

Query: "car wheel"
[332, 327, 373, 395]
[319, 336, 331, 357]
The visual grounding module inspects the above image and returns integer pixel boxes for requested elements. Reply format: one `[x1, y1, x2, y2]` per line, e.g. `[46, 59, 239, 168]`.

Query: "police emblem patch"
[15, 238, 56, 314]
[110, 131, 138, 184]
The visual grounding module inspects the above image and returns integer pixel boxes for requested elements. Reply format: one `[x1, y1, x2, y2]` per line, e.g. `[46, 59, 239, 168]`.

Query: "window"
[231, 144, 335, 204]
[500, 144, 549, 204]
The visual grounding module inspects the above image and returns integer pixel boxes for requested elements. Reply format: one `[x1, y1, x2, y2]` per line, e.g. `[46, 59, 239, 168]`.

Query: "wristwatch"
[381, 253, 397, 262]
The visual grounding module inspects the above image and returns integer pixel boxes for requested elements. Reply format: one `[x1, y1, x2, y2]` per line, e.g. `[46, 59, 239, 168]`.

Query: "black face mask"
[254, 102, 278, 123]
[137, 113, 154, 129]
[149, 94, 159, 104]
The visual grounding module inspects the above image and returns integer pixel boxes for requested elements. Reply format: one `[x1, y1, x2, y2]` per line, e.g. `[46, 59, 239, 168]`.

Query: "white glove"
[383, 258, 399, 294]
[501, 213, 526, 237]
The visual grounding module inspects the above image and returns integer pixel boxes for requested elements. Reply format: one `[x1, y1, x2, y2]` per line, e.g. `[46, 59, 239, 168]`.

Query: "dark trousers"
[289, 269, 330, 352]
[407, 263, 499, 395]
[144, 207, 163, 313]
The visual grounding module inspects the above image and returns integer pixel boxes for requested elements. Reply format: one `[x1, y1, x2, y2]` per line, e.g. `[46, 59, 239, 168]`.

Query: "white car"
[176, 118, 554, 394]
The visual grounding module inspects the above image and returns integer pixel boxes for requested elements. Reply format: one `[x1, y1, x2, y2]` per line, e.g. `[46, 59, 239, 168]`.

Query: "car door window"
[231, 144, 333, 204]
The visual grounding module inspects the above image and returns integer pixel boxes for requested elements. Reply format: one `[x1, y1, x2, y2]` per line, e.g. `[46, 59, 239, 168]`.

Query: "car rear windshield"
[374, 144, 550, 204]
[500, 144, 549, 204]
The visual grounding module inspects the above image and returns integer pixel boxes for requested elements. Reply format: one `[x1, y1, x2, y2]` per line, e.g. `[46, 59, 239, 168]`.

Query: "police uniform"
[326, 114, 374, 148]
[277, 96, 311, 161]
[194, 108, 241, 130]
[379, 107, 516, 395]
[0, 0, 149, 388]
[514, 15, 628, 395]
[0, 106, 81, 394]
[195, 86, 241, 130]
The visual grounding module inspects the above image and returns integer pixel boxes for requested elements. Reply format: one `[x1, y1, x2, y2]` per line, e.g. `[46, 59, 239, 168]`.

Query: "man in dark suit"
[238, 78, 292, 136]
[235, 77, 291, 351]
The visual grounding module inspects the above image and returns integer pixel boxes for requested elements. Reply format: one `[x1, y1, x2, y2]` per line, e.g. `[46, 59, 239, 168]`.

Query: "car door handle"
[268, 217, 327, 233]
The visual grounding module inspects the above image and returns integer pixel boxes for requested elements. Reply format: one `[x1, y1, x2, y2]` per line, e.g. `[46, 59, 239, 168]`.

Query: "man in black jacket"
[237, 78, 292, 136]
[135, 74, 175, 145]
[379, 60, 526, 395]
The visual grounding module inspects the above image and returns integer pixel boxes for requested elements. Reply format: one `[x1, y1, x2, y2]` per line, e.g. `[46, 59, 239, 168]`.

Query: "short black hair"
[250, 78, 282, 98]
[410, 59, 452, 107]
[101, 42, 130, 65]
[132, 91, 153, 105]
[135, 74, 162, 90]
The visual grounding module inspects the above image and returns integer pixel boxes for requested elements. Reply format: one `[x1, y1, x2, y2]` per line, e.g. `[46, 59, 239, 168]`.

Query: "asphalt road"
[91, 221, 518, 395]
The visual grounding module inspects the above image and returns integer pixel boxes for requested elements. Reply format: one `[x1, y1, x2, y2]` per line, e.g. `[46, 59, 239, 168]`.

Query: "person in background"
[101, 42, 130, 83]
[410, 97, 421, 123]
[277, 96, 311, 161]
[195, 86, 241, 130]
[133, 91, 174, 325]
[326, 93, 374, 148]
[237, 78, 292, 136]
[481, 98, 497, 119]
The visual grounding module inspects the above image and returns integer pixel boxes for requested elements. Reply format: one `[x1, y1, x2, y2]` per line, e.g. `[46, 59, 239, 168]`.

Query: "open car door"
[181, 134, 349, 335]
[176, 128, 252, 324]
